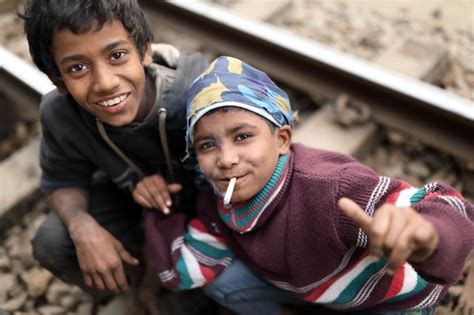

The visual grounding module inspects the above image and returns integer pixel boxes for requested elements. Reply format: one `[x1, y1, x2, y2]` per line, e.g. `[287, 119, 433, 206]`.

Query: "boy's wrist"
[67, 211, 96, 241]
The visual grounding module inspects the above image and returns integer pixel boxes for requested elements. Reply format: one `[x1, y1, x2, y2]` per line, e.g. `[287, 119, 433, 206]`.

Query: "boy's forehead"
[52, 20, 133, 59]
[195, 109, 267, 135]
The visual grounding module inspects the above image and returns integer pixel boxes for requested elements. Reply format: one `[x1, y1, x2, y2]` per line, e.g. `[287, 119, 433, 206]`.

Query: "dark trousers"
[31, 182, 143, 298]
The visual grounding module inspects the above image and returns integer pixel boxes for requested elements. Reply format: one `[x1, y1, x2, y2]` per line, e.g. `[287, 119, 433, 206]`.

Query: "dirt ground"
[335, 0, 473, 34]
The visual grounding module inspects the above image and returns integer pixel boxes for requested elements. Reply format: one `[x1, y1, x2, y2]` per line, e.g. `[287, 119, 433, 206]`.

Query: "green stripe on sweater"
[176, 256, 195, 290]
[184, 233, 234, 260]
[334, 258, 387, 304]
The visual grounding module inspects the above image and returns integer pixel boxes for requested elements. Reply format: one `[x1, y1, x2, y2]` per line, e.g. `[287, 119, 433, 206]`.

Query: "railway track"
[141, 0, 473, 163]
[0, 48, 53, 219]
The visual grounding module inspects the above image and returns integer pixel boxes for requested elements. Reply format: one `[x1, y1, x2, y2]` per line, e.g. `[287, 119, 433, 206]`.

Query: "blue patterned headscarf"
[185, 56, 295, 151]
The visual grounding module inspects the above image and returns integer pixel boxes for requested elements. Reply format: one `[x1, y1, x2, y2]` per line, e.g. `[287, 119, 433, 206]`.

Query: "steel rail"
[141, 0, 474, 163]
[0, 47, 52, 229]
[0, 47, 54, 119]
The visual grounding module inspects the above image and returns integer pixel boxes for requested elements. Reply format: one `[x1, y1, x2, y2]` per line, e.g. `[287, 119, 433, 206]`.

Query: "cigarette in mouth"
[224, 177, 237, 206]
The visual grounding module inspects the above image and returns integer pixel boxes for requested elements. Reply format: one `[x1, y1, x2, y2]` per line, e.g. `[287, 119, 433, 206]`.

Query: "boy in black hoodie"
[20, 0, 209, 296]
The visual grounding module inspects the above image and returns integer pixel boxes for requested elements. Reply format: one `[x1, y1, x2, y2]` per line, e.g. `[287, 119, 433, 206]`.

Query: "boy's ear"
[142, 42, 153, 66]
[48, 75, 69, 94]
[277, 125, 292, 155]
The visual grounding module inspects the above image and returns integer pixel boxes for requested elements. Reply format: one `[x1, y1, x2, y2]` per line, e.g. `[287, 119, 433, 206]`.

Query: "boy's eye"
[197, 141, 216, 151]
[110, 51, 127, 61]
[67, 63, 88, 73]
[235, 133, 251, 141]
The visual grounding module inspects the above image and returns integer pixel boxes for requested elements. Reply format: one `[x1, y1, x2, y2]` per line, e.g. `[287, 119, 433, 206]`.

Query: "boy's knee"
[31, 215, 74, 271]
[203, 267, 245, 305]
[203, 281, 228, 305]
[202, 261, 256, 306]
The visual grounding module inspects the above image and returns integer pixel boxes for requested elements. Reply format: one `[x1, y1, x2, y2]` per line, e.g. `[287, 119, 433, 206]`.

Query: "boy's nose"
[217, 146, 239, 169]
[92, 64, 119, 93]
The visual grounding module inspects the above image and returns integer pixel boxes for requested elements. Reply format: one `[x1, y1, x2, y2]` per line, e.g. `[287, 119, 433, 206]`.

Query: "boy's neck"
[134, 74, 156, 122]
[218, 154, 289, 233]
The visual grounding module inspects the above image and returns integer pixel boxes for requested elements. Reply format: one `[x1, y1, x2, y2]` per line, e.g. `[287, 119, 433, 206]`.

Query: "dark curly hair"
[19, 0, 153, 87]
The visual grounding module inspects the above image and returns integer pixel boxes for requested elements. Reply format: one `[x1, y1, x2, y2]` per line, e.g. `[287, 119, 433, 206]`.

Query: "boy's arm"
[407, 186, 474, 283]
[51, 187, 138, 293]
[145, 195, 234, 290]
[338, 198, 439, 275]
[337, 164, 474, 285]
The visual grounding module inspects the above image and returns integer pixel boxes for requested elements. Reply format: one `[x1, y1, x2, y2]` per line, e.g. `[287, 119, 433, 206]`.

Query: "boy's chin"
[229, 192, 255, 204]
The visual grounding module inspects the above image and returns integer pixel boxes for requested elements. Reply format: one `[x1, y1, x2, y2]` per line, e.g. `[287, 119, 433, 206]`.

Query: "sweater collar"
[217, 153, 290, 233]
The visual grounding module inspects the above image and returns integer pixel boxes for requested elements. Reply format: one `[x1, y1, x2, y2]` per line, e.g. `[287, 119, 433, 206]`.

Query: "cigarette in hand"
[224, 177, 236, 206]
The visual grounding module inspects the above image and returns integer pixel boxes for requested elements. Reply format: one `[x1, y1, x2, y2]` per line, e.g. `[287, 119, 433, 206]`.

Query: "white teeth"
[98, 94, 127, 107]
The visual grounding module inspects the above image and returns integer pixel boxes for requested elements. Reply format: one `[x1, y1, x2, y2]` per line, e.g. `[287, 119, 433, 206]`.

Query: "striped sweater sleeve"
[337, 162, 474, 285]
[144, 210, 234, 291]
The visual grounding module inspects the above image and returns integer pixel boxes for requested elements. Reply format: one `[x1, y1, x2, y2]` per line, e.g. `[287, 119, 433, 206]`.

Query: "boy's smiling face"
[51, 20, 152, 127]
[193, 108, 291, 203]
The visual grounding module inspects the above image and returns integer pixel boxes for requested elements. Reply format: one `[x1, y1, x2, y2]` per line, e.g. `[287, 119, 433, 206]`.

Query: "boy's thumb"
[168, 183, 182, 193]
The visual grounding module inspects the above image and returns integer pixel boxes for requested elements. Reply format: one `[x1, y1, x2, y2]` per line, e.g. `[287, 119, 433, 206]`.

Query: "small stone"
[383, 163, 405, 179]
[386, 130, 406, 145]
[46, 281, 77, 305]
[0, 292, 27, 312]
[387, 148, 408, 166]
[22, 205, 44, 226]
[7, 231, 35, 270]
[21, 267, 54, 298]
[0, 247, 11, 270]
[22, 299, 36, 311]
[373, 147, 389, 164]
[59, 293, 81, 310]
[8, 259, 25, 276]
[0, 273, 17, 302]
[14, 123, 28, 143]
[418, 152, 448, 171]
[77, 302, 94, 315]
[405, 160, 431, 179]
[8, 279, 24, 299]
[4, 227, 22, 247]
[36, 304, 67, 315]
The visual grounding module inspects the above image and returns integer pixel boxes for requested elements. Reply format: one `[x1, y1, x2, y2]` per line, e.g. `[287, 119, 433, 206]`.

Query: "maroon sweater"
[145, 144, 474, 312]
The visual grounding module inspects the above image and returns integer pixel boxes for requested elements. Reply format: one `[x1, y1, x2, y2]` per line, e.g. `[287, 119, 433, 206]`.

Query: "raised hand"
[337, 198, 439, 275]
[133, 174, 182, 214]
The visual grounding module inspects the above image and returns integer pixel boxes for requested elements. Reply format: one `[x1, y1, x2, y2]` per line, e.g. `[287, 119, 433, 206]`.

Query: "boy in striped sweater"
[145, 56, 474, 315]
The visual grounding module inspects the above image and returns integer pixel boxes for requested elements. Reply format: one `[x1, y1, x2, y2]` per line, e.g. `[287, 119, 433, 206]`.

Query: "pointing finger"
[338, 198, 373, 233]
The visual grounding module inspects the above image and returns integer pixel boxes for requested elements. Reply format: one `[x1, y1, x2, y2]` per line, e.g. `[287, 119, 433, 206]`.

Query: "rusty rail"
[141, 0, 474, 163]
